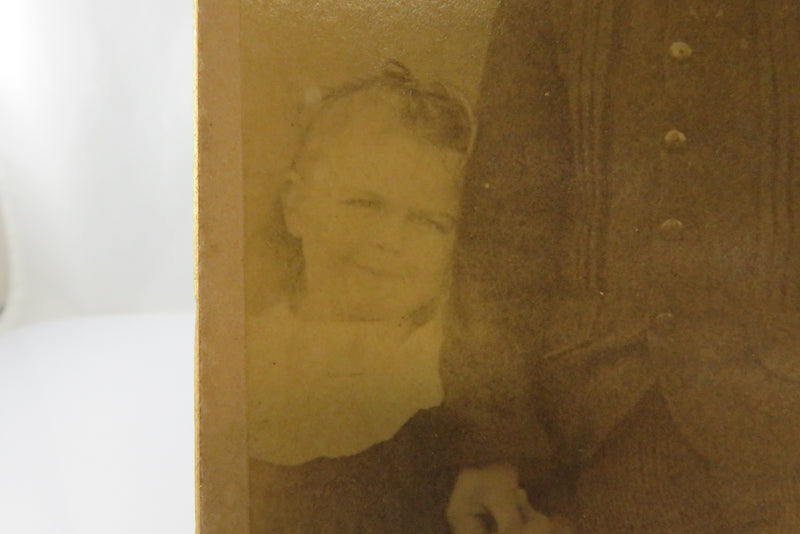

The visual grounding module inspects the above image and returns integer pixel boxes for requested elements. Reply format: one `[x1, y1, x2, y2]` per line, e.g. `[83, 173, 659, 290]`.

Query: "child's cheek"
[410, 234, 455, 275]
[320, 222, 370, 267]
[310, 203, 357, 241]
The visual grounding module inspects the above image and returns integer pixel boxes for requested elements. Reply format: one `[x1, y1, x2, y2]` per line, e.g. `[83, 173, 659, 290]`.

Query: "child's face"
[288, 130, 463, 321]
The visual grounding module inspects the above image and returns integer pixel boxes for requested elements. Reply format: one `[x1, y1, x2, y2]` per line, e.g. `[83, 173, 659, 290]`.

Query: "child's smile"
[287, 129, 463, 321]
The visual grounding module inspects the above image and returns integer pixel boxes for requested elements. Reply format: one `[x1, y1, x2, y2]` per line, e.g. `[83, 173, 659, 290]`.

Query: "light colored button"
[664, 129, 687, 148]
[659, 218, 685, 241]
[653, 312, 676, 334]
[669, 41, 693, 60]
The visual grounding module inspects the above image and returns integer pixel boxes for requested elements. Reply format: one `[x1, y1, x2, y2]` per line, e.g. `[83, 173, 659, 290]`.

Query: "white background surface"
[0, 0, 196, 532]
[0, 313, 195, 533]
[0, 0, 194, 329]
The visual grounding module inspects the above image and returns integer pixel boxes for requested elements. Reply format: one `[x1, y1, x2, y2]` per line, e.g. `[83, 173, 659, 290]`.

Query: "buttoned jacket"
[452, 0, 800, 477]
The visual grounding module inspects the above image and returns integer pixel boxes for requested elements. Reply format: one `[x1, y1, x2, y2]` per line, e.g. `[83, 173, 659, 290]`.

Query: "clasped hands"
[446, 464, 572, 534]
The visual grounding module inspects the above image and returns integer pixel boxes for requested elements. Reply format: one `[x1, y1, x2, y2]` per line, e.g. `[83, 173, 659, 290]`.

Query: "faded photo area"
[238, 1, 800, 533]
[240, 2, 512, 534]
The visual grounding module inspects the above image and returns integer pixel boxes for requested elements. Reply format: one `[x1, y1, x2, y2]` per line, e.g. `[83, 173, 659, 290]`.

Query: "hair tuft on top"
[293, 60, 477, 176]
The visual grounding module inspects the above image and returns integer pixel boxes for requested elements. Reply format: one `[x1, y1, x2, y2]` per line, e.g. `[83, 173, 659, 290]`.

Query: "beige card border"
[195, 0, 249, 532]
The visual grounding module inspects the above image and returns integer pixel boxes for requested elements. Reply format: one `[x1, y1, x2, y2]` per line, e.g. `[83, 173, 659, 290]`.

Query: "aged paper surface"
[198, 1, 800, 533]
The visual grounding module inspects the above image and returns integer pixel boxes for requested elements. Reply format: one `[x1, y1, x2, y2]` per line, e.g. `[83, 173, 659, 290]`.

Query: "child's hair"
[293, 60, 477, 178]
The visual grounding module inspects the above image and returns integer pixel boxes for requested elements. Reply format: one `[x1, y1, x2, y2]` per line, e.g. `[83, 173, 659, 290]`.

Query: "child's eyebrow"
[335, 188, 389, 206]
[409, 208, 459, 224]
[336, 187, 459, 222]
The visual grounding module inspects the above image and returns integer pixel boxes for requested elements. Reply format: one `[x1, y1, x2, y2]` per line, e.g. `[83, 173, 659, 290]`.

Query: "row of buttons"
[653, 20, 755, 338]
[661, 130, 687, 237]
[653, 41, 693, 334]
[660, 40, 691, 242]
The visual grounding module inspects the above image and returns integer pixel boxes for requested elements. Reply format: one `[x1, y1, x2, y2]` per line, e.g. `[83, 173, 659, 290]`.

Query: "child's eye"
[409, 214, 454, 234]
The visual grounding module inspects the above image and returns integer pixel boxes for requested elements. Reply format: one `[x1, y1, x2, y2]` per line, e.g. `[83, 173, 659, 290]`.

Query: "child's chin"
[336, 279, 440, 321]
[344, 306, 411, 322]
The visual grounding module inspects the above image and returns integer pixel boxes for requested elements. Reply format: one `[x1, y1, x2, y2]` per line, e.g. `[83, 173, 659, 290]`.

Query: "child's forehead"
[312, 92, 405, 143]
[295, 87, 466, 199]
[311, 129, 463, 184]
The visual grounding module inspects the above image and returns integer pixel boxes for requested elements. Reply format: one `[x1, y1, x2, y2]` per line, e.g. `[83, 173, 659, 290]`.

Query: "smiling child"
[246, 61, 476, 467]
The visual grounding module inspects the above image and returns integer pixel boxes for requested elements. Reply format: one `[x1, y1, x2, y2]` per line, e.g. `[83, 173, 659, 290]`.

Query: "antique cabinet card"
[197, 1, 800, 532]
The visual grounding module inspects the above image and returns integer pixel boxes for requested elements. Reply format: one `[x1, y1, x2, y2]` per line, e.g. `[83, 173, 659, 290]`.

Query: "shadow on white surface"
[0, 312, 195, 533]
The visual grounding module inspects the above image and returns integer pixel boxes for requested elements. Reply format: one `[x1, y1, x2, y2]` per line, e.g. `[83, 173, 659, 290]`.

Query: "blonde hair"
[293, 60, 477, 178]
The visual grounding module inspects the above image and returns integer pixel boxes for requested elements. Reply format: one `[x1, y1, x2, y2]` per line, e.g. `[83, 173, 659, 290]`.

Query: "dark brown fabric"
[569, 387, 800, 533]
[451, 0, 800, 531]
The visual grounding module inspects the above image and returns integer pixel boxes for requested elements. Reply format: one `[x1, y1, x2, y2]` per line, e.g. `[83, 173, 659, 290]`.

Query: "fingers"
[447, 464, 567, 534]
[492, 499, 525, 534]
[514, 488, 552, 534]
[516, 489, 535, 522]
[481, 469, 523, 533]
[447, 464, 522, 534]
[446, 470, 487, 534]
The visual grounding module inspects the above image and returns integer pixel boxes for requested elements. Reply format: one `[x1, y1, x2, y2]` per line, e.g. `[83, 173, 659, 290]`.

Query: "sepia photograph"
[197, 1, 800, 533]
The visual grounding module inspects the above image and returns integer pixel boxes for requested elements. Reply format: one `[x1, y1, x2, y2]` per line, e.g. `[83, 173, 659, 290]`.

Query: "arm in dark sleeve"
[456, 0, 571, 305]
[443, 0, 572, 471]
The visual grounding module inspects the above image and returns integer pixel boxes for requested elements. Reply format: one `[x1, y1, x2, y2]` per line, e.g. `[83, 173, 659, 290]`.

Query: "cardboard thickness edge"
[195, 0, 249, 532]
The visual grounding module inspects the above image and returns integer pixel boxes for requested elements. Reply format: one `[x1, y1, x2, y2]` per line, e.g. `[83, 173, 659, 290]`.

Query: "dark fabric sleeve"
[441, 0, 569, 474]
[453, 0, 571, 305]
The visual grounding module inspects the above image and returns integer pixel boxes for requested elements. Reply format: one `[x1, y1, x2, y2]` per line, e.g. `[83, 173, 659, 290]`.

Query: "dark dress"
[249, 408, 458, 534]
[249, 400, 553, 534]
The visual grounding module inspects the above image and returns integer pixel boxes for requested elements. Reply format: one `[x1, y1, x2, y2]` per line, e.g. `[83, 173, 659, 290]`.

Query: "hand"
[447, 463, 553, 534]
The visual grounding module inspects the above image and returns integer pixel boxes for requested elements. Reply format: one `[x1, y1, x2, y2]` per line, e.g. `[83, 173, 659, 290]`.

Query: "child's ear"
[282, 169, 305, 239]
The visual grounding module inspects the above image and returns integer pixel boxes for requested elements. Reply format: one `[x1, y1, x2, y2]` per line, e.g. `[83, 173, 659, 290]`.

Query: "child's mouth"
[351, 262, 403, 279]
